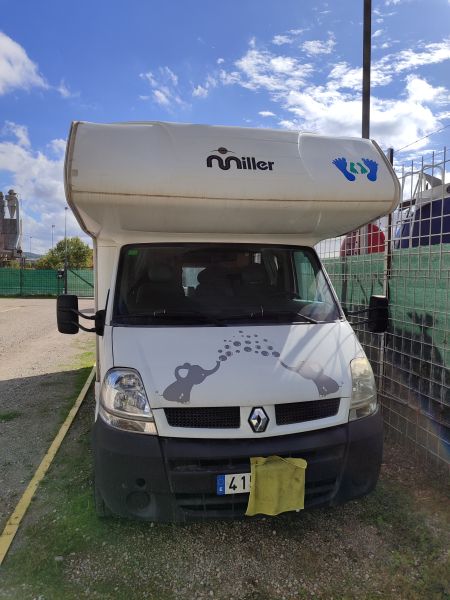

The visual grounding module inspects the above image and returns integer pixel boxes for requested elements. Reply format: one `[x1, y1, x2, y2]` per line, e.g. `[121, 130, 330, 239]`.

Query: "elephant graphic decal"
[280, 360, 339, 397]
[163, 361, 221, 403]
[162, 330, 340, 404]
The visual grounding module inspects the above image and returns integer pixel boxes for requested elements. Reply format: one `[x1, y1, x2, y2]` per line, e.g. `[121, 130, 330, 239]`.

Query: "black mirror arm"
[348, 317, 389, 330]
[64, 319, 95, 333]
[60, 307, 96, 320]
[77, 322, 96, 333]
[348, 318, 370, 327]
[61, 309, 103, 334]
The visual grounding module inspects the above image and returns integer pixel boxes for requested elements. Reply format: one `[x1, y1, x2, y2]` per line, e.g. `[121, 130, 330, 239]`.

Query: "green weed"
[0, 410, 21, 422]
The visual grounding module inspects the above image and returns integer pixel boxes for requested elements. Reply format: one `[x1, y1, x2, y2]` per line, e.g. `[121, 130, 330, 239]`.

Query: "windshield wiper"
[217, 309, 319, 324]
[114, 309, 225, 326]
[265, 309, 318, 324]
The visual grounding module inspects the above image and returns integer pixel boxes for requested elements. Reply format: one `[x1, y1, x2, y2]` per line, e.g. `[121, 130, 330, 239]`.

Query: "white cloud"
[0, 31, 47, 95]
[379, 39, 450, 76]
[139, 66, 187, 109]
[47, 139, 66, 157]
[217, 58, 225, 64]
[162, 66, 178, 86]
[193, 85, 208, 98]
[0, 125, 89, 254]
[219, 35, 450, 153]
[140, 71, 157, 87]
[372, 29, 383, 39]
[2, 121, 30, 148]
[153, 89, 171, 106]
[278, 119, 297, 130]
[224, 46, 313, 93]
[405, 75, 447, 104]
[192, 74, 217, 99]
[272, 35, 293, 46]
[301, 37, 335, 56]
[373, 7, 397, 22]
[56, 79, 79, 99]
[259, 111, 276, 117]
[329, 39, 450, 91]
[328, 62, 392, 90]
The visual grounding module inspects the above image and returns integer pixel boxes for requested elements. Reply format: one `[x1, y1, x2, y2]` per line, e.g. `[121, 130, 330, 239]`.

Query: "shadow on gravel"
[0, 366, 93, 531]
[0, 387, 449, 600]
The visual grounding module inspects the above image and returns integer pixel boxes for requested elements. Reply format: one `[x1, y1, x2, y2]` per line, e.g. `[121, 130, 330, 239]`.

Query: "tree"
[35, 237, 93, 270]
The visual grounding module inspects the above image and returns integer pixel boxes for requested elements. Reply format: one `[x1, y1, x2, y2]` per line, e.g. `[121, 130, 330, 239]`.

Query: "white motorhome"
[58, 122, 400, 520]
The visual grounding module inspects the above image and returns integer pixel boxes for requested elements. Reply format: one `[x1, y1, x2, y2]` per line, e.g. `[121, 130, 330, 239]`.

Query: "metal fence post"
[19, 260, 24, 297]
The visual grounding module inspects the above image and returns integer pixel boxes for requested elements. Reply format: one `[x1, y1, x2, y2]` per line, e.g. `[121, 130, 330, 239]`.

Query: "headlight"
[349, 357, 378, 421]
[99, 369, 157, 435]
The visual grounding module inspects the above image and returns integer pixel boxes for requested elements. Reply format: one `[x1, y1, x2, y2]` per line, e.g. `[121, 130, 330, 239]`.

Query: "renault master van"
[57, 122, 400, 520]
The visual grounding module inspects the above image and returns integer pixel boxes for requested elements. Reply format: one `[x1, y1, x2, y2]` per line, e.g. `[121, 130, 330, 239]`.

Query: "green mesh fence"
[0, 268, 94, 297]
[323, 245, 450, 469]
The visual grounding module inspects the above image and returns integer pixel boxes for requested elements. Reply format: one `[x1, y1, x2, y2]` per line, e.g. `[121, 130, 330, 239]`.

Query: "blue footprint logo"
[332, 157, 378, 182]
[332, 157, 355, 181]
[361, 158, 378, 182]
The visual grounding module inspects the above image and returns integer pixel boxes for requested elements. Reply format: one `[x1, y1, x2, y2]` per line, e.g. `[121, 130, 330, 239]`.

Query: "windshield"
[113, 244, 341, 325]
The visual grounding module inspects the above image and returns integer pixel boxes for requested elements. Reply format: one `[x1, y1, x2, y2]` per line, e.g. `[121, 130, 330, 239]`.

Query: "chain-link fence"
[0, 268, 94, 297]
[318, 147, 450, 473]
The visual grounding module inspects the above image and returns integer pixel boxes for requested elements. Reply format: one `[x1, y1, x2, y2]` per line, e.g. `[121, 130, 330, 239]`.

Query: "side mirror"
[368, 295, 389, 333]
[95, 309, 106, 336]
[57, 294, 79, 334]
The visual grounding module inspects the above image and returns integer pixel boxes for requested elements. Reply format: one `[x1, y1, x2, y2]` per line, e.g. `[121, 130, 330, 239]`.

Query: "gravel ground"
[1, 385, 448, 600]
[0, 297, 94, 529]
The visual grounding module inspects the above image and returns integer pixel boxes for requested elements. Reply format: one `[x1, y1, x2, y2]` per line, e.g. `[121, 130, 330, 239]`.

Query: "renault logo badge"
[249, 407, 269, 433]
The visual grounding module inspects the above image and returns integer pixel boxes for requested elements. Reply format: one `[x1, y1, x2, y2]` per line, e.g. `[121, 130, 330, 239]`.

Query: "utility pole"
[51, 224, 55, 249]
[362, 0, 372, 139]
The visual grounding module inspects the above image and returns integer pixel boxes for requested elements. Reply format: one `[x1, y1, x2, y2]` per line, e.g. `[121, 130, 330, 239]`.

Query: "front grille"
[175, 477, 338, 517]
[275, 398, 340, 426]
[165, 407, 240, 429]
[166, 442, 345, 518]
[168, 446, 342, 472]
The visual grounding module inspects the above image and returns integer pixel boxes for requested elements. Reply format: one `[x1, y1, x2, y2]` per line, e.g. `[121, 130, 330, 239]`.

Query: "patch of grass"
[361, 480, 437, 553]
[0, 410, 21, 422]
[1, 344, 97, 598]
[1, 413, 167, 598]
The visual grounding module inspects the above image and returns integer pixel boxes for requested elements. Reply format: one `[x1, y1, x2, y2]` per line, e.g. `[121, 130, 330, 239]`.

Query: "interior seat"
[135, 263, 185, 311]
[194, 266, 234, 303]
[238, 263, 272, 302]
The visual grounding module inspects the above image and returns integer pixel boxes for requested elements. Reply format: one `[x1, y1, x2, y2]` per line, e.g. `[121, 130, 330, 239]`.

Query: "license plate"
[216, 472, 251, 495]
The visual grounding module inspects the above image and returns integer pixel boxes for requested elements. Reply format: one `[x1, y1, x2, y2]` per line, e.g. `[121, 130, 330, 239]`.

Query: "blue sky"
[1, 0, 450, 253]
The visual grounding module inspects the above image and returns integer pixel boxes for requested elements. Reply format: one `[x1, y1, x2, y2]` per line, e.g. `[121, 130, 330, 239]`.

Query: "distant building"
[0, 189, 21, 263]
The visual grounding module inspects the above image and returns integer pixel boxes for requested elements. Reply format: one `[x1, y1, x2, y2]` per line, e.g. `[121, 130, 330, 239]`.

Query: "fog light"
[126, 491, 150, 511]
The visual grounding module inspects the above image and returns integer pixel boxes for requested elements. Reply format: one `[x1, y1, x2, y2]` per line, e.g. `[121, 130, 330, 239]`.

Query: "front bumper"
[93, 409, 383, 521]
